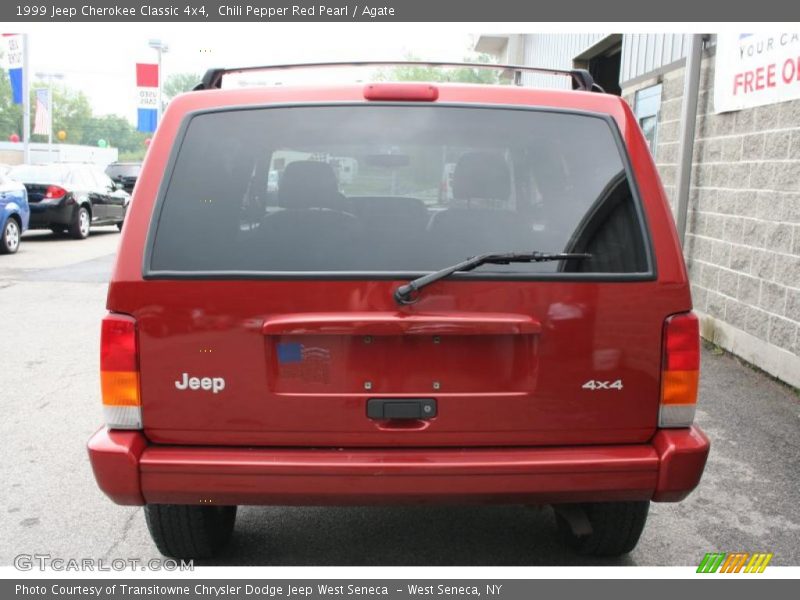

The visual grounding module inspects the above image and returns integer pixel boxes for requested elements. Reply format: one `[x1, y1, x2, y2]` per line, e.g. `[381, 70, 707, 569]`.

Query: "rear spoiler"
[193, 61, 600, 93]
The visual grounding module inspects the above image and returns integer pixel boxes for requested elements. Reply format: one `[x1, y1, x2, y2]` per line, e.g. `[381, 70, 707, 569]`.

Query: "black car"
[105, 162, 141, 195]
[8, 163, 130, 239]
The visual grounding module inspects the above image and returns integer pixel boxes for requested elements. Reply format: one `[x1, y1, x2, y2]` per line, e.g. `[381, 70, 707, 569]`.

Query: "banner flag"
[33, 88, 51, 135]
[136, 62, 159, 132]
[2, 33, 24, 104]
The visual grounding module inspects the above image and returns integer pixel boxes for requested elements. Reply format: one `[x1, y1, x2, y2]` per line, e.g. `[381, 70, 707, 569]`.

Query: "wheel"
[144, 504, 237, 559]
[116, 221, 123, 231]
[555, 501, 649, 556]
[0, 218, 21, 254]
[69, 206, 91, 239]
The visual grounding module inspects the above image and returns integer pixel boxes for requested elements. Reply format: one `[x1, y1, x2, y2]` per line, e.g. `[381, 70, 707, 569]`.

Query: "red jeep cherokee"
[88, 63, 710, 559]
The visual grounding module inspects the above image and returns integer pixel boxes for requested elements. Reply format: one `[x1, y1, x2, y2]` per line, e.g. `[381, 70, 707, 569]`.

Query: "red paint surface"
[87, 425, 709, 506]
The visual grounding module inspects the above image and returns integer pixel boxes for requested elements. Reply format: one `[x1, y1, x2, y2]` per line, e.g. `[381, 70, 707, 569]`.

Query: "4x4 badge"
[582, 379, 624, 390]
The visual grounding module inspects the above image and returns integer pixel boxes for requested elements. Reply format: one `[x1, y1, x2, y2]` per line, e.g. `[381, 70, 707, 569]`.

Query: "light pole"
[21, 34, 30, 163]
[35, 71, 64, 162]
[148, 39, 169, 127]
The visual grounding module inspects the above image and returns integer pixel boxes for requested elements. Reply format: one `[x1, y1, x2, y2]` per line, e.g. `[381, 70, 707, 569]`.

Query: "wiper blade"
[394, 252, 592, 305]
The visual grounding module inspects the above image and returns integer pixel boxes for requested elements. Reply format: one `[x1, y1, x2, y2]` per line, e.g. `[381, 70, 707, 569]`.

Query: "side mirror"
[114, 182, 124, 191]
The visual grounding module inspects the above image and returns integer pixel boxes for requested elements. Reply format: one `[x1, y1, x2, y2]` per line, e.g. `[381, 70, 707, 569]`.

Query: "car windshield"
[149, 105, 650, 275]
[8, 165, 70, 185]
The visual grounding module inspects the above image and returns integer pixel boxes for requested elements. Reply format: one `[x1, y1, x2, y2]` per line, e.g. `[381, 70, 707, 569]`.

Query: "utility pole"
[22, 33, 30, 163]
[148, 39, 169, 127]
[36, 71, 64, 162]
[675, 34, 705, 248]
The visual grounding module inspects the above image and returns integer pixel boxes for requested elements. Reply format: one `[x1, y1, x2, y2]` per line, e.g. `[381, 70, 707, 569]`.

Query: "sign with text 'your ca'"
[715, 33, 800, 113]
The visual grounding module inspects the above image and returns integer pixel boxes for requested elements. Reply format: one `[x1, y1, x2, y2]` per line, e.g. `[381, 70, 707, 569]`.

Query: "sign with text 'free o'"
[715, 33, 800, 113]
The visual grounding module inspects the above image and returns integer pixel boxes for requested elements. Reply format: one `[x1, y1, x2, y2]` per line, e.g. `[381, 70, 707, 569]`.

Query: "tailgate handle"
[367, 398, 437, 420]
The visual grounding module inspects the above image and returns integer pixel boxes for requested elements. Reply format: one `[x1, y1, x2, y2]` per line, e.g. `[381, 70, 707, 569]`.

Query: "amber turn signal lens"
[661, 369, 699, 405]
[100, 371, 140, 407]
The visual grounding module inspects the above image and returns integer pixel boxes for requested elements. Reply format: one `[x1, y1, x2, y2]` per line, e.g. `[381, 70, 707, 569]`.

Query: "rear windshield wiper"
[394, 252, 592, 305]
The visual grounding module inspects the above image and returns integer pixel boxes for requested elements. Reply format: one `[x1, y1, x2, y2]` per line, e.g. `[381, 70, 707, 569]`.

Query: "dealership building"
[477, 33, 800, 387]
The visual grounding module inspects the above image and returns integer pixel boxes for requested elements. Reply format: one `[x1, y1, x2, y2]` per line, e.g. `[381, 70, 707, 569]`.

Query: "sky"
[10, 24, 481, 123]
[12, 22, 758, 124]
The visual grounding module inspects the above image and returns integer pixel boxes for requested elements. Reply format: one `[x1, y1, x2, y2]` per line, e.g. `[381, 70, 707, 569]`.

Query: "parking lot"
[1, 230, 799, 566]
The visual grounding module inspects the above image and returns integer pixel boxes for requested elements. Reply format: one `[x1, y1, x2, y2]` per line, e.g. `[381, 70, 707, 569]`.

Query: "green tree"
[78, 114, 147, 155]
[163, 72, 201, 102]
[0, 76, 94, 144]
[375, 54, 505, 84]
[33, 85, 93, 144]
[0, 67, 149, 159]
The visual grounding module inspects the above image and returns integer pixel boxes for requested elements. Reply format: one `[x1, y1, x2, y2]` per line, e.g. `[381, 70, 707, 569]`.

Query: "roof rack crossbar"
[193, 61, 597, 92]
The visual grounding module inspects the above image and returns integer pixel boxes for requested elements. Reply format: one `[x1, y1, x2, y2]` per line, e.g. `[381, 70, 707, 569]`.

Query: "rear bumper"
[28, 201, 74, 227]
[87, 426, 709, 506]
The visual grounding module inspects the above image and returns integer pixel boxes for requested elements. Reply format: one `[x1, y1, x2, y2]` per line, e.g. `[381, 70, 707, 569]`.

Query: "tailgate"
[134, 279, 672, 447]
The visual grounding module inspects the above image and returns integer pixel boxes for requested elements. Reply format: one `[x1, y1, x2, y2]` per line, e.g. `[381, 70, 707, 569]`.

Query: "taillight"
[100, 313, 141, 429]
[659, 312, 700, 427]
[45, 185, 67, 199]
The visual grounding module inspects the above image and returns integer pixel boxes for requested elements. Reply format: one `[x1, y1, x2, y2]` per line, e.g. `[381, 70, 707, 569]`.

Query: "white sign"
[715, 33, 800, 113]
[2, 34, 24, 70]
[136, 88, 158, 109]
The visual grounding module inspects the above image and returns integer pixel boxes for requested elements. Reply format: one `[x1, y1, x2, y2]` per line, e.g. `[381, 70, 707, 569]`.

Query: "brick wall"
[623, 52, 800, 387]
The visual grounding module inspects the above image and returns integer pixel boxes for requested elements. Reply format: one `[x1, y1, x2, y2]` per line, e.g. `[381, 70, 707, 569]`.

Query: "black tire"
[0, 217, 21, 254]
[116, 221, 124, 231]
[555, 501, 649, 556]
[144, 504, 237, 559]
[69, 206, 91, 239]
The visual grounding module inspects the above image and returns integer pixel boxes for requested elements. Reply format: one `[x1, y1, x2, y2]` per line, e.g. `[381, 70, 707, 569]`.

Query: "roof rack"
[193, 61, 598, 92]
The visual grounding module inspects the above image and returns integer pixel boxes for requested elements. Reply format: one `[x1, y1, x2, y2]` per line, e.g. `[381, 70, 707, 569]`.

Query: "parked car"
[0, 170, 29, 254]
[87, 63, 709, 560]
[105, 162, 141, 195]
[8, 163, 130, 239]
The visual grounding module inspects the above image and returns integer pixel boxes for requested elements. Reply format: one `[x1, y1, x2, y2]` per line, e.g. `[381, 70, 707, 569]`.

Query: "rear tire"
[144, 504, 237, 559]
[555, 501, 649, 556]
[1, 218, 20, 254]
[69, 206, 91, 239]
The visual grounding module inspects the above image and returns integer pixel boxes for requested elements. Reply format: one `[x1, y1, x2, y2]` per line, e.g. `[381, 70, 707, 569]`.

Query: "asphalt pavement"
[1, 229, 799, 567]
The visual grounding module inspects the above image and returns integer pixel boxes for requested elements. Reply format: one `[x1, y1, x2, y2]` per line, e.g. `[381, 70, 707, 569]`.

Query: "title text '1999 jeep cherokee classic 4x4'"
[88, 62, 710, 559]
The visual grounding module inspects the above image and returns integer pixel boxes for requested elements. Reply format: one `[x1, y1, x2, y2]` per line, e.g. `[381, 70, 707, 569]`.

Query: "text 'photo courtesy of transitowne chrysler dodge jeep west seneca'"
[87, 62, 710, 560]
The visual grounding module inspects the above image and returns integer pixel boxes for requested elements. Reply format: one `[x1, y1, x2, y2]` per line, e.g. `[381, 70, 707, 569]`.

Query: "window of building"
[634, 84, 663, 151]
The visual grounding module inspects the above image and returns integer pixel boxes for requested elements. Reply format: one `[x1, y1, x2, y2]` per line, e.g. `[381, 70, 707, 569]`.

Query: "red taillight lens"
[101, 315, 138, 372]
[660, 312, 700, 427]
[100, 314, 141, 429]
[664, 314, 700, 372]
[45, 185, 67, 199]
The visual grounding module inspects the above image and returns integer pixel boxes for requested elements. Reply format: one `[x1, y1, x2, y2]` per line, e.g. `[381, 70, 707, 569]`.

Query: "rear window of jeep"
[148, 105, 651, 276]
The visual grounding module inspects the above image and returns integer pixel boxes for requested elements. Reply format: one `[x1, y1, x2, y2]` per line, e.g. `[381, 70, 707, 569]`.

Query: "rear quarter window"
[147, 104, 651, 277]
